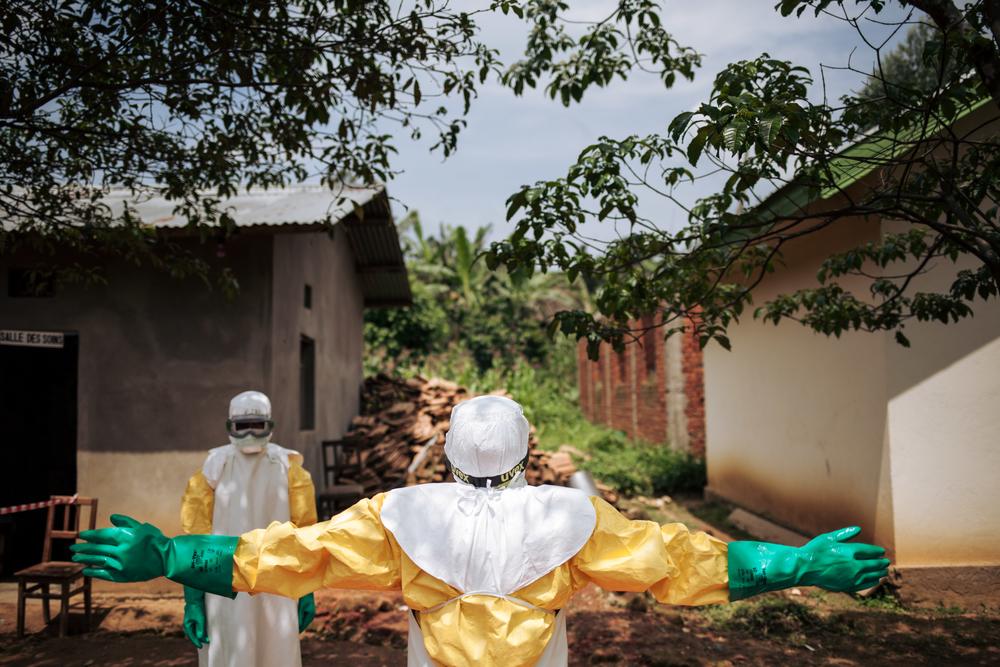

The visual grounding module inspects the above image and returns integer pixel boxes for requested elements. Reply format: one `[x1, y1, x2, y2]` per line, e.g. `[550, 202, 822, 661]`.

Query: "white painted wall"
[704, 318, 890, 545]
[705, 214, 893, 547]
[883, 242, 1000, 567]
[705, 211, 1000, 566]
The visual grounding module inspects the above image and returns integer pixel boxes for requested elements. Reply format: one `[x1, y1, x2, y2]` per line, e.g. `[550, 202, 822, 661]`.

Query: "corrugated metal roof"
[754, 97, 995, 221]
[6, 184, 412, 307]
[101, 184, 384, 229]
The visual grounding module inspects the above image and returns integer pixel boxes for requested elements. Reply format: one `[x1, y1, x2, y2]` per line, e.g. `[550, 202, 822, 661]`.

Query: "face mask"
[230, 434, 268, 454]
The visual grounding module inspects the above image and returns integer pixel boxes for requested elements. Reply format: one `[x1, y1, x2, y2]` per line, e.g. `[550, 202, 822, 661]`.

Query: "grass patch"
[933, 604, 967, 616]
[704, 597, 821, 641]
[855, 588, 905, 613]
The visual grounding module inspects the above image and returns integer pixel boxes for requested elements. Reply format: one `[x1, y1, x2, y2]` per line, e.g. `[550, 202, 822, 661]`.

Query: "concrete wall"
[881, 229, 1000, 568]
[703, 214, 893, 548]
[704, 209, 1000, 573]
[268, 230, 365, 482]
[2, 228, 366, 534]
[1, 237, 275, 532]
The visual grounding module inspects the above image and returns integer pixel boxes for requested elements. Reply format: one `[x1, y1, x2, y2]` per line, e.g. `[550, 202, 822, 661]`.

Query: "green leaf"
[687, 130, 709, 166]
[506, 191, 527, 220]
[759, 114, 783, 146]
[778, 0, 803, 18]
[723, 119, 748, 152]
[668, 111, 695, 141]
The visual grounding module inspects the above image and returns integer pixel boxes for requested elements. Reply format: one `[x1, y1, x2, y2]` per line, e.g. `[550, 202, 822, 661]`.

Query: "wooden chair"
[317, 439, 364, 519]
[15, 496, 98, 637]
[322, 437, 364, 484]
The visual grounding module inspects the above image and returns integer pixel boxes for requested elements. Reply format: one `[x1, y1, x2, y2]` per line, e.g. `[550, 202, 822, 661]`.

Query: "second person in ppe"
[74, 395, 890, 667]
[179, 390, 318, 667]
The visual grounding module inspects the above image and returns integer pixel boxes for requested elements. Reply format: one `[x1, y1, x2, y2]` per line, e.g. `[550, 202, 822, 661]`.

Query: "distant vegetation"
[364, 214, 706, 496]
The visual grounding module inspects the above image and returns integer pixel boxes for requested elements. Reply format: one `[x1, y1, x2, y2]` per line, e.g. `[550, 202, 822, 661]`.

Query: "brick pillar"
[603, 342, 613, 425]
[629, 338, 639, 439]
[682, 323, 706, 458]
[577, 339, 591, 420]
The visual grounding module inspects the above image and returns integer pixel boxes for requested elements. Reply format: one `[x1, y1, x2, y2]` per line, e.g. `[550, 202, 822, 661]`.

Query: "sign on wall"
[0, 329, 65, 349]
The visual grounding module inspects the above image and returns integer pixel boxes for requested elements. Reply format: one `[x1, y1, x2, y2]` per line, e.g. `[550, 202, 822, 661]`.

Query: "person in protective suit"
[73, 395, 889, 667]
[179, 390, 318, 667]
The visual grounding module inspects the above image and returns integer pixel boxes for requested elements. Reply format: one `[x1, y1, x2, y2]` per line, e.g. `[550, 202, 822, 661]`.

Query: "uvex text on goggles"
[446, 453, 529, 489]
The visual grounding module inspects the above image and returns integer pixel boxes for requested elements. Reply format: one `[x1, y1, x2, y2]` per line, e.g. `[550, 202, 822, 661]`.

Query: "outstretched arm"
[233, 494, 400, 599]
[573, 497, 889, 605]
[71, 495, 402, 600]
[573, 497, 731, 605]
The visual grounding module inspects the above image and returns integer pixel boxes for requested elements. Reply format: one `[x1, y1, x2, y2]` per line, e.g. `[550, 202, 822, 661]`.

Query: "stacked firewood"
[345, 374, 583, 494]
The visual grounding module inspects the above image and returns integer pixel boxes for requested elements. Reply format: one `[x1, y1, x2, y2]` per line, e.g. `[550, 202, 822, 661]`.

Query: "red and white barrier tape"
[0, 494, 79, 516]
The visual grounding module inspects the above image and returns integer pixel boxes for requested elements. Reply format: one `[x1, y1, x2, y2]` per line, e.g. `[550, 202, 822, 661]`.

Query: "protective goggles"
[226, 417, 274, 438]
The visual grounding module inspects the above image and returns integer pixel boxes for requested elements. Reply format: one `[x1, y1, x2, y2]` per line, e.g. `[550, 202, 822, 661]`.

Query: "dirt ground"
[2, 497, 998, 666]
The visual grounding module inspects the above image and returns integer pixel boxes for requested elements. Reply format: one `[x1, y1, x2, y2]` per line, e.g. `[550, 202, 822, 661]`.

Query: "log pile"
[344, 374, 584, 494]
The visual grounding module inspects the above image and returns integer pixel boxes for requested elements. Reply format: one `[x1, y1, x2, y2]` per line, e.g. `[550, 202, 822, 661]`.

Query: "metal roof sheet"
[4, 184, 411, 306]
[754, 97, 994, 221]
[101, 184, 384, 229]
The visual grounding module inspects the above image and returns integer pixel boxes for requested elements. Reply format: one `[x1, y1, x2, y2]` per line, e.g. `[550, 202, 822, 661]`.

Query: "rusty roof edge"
[341, 189, 412, 307]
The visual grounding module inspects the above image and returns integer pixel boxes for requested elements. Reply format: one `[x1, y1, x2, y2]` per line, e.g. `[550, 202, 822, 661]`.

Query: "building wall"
[268, 230, 365, 482]
[703, 214, 893, 548]
[704, 209, 1000, 573]
[704, 318, 890, 546]
[681, 328, 706, 456]
[2, 228, 368, 534]
[1, 237, 275, 533]
[880, 227, 1000, 568]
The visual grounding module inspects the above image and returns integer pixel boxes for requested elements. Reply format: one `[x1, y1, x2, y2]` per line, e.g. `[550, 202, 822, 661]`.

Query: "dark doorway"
[0, 332, 78, 577]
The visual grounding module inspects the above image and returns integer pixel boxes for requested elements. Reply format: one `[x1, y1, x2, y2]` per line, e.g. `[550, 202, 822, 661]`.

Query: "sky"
[380, 0, 913, 243]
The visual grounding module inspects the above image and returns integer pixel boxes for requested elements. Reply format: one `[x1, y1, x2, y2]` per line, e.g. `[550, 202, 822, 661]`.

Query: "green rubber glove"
[728, 526, 890, 601]
[70, 514, 238, 599]
[183, 586, 210, 649]
[297, 592, 316, 633]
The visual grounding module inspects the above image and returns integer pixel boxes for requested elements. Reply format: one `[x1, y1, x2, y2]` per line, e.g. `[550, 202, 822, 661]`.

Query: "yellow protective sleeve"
[287, 457, 318, 527]
[571, 496, 730, 606]
[232, 493, 402, 600]
[180, 471, 215, 535]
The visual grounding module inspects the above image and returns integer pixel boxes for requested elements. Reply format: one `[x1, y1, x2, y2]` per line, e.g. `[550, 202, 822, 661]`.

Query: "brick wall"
[576, 317, 706, 457]
[681, 327, 706, 457]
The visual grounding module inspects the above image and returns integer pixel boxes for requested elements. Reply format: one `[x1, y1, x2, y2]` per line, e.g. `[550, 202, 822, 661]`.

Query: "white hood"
[381, 396, 596, 596]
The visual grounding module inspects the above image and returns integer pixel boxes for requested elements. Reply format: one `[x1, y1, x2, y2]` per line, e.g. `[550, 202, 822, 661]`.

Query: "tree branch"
[905, 0, 1000, 108]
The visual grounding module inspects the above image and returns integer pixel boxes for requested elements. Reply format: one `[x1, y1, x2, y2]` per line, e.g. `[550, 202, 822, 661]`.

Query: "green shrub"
[581, 436, 706, 497]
